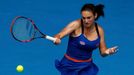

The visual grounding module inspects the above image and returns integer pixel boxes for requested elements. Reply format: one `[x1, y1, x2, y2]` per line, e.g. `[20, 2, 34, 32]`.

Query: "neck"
[84, 23, 95, 33]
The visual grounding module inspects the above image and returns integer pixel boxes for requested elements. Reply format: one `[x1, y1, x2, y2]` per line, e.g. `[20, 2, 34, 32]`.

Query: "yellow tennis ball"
[16, 65, 24, 72]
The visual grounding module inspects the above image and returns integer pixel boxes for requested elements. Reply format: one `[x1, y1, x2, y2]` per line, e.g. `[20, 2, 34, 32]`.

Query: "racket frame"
[10, 16, 56, 43]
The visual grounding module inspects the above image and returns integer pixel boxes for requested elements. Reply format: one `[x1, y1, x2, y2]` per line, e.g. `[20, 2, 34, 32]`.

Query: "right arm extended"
[54, 20, 80, 44]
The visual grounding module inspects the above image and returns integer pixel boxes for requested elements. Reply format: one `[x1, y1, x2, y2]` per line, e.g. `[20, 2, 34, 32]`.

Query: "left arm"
[98, 26, 118, 57]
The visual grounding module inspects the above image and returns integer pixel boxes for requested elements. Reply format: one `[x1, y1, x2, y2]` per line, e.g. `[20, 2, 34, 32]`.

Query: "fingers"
[53, 35, 61, 45]
[105, 46, 119, 55]
[111, 46, 119, 53]
[112, 46, 118, 50]
[54, 38, 61, 45]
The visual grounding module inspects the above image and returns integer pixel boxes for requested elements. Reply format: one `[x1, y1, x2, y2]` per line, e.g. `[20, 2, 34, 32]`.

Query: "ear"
[95, 13, 98, 19]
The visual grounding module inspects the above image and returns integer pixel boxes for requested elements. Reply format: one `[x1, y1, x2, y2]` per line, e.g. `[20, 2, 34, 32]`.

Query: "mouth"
[84, 23, 90, 25]
[84, 23, 90, 27]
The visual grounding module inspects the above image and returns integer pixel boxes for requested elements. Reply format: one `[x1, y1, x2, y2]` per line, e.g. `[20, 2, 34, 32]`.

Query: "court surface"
[0, 0, 134, 75]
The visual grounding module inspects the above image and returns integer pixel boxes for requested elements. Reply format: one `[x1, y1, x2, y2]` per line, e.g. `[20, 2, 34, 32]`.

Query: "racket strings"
[12, 18, 35, 41]
[11, 16, 45, 42]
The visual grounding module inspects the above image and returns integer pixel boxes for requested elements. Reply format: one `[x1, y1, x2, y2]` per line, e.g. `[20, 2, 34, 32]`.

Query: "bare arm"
[98, 27, 107, 56]
[54, 20, 80, 44]
[99, 26, 118, 57]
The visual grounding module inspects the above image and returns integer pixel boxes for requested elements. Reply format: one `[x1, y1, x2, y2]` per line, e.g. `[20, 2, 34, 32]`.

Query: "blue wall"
[0, 0, 134, 75]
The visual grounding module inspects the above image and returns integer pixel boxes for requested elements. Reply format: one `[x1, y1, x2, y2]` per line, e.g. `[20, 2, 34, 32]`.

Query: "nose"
[85, 19, 88, 23]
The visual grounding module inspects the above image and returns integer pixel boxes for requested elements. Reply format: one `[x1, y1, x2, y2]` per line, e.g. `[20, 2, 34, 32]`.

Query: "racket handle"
[46, 35, 57, 43]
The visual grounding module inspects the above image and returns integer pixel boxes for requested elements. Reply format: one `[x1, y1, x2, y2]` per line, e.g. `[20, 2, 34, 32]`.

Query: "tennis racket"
[10, 16, 56, 43]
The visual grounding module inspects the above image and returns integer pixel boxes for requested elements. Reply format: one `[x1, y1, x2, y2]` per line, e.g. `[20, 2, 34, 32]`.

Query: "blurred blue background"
[0, 0, 134, 75]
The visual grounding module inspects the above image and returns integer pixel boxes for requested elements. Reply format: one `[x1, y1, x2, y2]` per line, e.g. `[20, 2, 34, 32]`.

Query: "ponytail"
[95, 4, 104, 20]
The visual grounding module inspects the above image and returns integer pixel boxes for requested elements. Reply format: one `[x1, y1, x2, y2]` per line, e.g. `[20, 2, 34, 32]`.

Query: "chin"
[84, 25, 91, 28]
[84, 23, 91, 27]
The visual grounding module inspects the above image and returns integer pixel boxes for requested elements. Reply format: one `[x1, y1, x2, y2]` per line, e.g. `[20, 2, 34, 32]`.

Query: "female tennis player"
[54, 3, 118, 75]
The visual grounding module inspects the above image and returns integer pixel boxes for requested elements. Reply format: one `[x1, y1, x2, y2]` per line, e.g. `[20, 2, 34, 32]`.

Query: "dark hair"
[81, 3, 104, 20]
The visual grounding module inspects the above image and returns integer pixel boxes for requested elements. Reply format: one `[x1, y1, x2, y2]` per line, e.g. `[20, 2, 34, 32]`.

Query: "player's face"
[81, 10, 95, 27]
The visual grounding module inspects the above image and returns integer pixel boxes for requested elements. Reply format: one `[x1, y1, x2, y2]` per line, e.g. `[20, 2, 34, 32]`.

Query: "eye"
[82, 17, 85, 19]
[87, 17, 91, 19]
[82, 17, 91, 20]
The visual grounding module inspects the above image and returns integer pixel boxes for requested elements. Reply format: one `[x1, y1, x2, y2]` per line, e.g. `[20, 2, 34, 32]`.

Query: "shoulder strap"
[95, 23, 100, 37]
[81, 19, 84, 34]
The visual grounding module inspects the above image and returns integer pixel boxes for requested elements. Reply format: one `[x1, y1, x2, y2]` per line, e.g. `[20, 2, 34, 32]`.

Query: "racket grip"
[46, 35, 57, 43]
